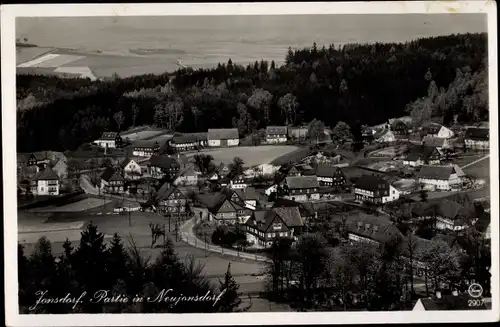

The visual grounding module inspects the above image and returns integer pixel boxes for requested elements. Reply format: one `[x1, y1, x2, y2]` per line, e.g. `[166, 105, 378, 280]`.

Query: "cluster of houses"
[17, 151, 68, 196]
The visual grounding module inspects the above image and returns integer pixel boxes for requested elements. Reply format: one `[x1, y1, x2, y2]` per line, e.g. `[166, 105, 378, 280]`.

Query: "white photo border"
[2, 1, 498, 325]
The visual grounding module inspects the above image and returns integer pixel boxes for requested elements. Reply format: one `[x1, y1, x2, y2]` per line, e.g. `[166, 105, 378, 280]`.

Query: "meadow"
[191, 145, 299, 166]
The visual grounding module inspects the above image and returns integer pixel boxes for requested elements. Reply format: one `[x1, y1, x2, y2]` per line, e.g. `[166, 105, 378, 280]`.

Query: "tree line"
[18, 223, 245, 313]
[17, 33, 487, 152]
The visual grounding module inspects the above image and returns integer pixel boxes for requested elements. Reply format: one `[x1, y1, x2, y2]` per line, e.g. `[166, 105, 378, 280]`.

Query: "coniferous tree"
[218, 263, 243, 312]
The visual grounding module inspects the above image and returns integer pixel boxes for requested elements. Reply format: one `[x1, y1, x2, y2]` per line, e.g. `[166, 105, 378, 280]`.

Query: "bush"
[211, 225, 246, 247]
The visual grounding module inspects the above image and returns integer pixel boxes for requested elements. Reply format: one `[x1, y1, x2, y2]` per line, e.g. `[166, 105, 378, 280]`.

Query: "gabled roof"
[120, 158, 133, 169]
[248, 210, 287, 232]
[316, 165, 345, 178]
[272, 206, 304, 227]
[266, 126, 288, 135]
[109, 172, 124, 182]
[99, 132, 119, 140]
[100, 167, 115, 182]
[405, 146, 440, 162]
[171, 134, 202, 144]
[149, 155, 179, 169]
[179, 167, 198, 177]
[207, 128, 239, 140]
[465, 128, 489, 141]
[346, 213, 402, 243]
[354, 175, 389, 192]
[423, 122, 442, 135]
[234, 187, 261, 201]
[285, 175, 319, 189]
[418, 165, 457, 180]
[422, 136, 447, 148]
[31, 167, 59, 181]
[411, 199, 472, 221]
[156, 184, 186, 201]
[133, 140, 160, 148]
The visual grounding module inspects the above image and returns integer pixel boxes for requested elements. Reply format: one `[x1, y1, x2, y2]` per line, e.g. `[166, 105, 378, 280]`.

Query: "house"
[464, 128, 489, 150]
[169, 133, 206, 151]
[26, 152, 51, 170]
[244, 210, 294, 248]
[149, 155, 180, 180]
[173, 168, 199, 186]
[233, 187, 261, 210]
[207, 128, 239, 147]
[411, 199, 474, 231]
[422, 136, 450, 152]
[422, 123, 454, 139]
[155, 184, 190, 217]
[288, 126, 309, 140]
[354, 175, 400, 204]
[132, 140, 160, 157]
[283, 175, 320, 202]
[30, 168, 59, 196]
[374, 129, 396, 143]
[120, 158, 142, 180]
[94, 132, 122, 149]
[315, 165, 346, 187]
[208, 197, 253, 225]
[230, 174, 248, 190]
[388, 116, 412, 126]
[287, 165, 301, 177]
[271, 206, 305, 237]
[417, 165, 465, 191]
[345, 213, 403, 246]
[218, 163, 231, 177]
[403, 146, 442, 167]
[100, 167, 125, 194]
[266, 126, 288, 144]
[413, 292, 487, 311]
[51, 159, 68, 179]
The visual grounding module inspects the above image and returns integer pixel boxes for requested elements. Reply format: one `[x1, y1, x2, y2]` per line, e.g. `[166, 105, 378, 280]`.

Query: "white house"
[207, 128, 239, 147]
[374, 129, 396, 143]
[120, 158, 142, 180]
[411, 199, 473, 231]
[230, 174, 248, 190]
[403, 146, 442, 167]
[94, 132, 122, 149]
[265, 184, 279, 196]
[30, 167, 59, 196]
[315, 165, 347, 187]
[417, 164, 465, 191]
[423, 123, 454, 139]
[169, 133, 207, 151]
[266, 126, 288, 144]
[174, 168, 199, 186]
[132, 140, 160, 157]
[354, 175, 400, 204]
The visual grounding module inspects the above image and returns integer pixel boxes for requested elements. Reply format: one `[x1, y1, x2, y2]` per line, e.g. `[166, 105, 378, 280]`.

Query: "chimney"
[436, 291, 442, 299]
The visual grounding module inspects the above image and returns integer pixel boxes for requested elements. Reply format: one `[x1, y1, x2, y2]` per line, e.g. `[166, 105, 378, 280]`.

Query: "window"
[267, 233, 272, 238]
[273, 223, 282, 230]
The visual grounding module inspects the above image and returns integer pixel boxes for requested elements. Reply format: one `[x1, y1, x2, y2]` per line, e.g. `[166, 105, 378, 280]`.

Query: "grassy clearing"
[193, 145, 299, 166]
[463, 157, 490, 179]
[270, 147, 313, 166]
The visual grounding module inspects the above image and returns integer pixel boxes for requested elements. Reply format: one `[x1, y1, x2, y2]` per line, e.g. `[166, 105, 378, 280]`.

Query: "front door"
[221, 139, 228, 147]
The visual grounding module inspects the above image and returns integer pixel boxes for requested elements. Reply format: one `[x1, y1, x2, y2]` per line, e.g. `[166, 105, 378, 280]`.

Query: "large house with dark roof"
[94, 132, 122, 149]
[422, 123, 454, 139]
[207, 128, 239, 147]
[283, 175, 320, 202]
[244, 209, 294, 248]
[155, 184, 190, 217]
[344, 213, 402, 245]
[418, 165, 465, 191]
[173, 167, 199, 186]
[315, 165, 346, 187]
[100, 167, 125, 194]
[403, 145, 442, 167]
[132, 140, 160, 157]
[169, 133, 207, 151]
[208, 197, 253, 225]
[30, 167, 60, 195]
[354, 175, 400, 204]
[464, 127, 489, 150]
[148, 155, 180, 179]
[266, 126, 288, 144]
[410, 199, 474, 231]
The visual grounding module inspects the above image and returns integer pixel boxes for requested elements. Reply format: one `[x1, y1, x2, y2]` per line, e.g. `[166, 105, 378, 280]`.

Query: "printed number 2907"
[468, 299, 485, 307]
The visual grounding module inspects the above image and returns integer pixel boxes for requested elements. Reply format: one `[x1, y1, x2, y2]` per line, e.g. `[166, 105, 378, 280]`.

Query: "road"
[180, 218, 271, 263]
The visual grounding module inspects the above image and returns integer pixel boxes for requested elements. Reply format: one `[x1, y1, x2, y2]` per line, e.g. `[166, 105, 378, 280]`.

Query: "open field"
[30, 197, 113, 212]
[16, 46, 55, 65]
[270, 147, 313, 166]
[192, 145, 299, 166]
[121, 129, 168, 141]
[463, 156, 490, 180]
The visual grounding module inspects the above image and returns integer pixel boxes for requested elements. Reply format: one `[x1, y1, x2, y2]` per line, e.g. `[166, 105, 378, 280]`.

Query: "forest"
[16, 33, 488, 152]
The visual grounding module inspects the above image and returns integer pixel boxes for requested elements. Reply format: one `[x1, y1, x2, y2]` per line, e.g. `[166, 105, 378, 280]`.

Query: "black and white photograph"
[2, 2, 499, 325]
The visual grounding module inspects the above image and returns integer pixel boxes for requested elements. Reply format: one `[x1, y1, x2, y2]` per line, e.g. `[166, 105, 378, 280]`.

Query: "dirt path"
[461, 154, 490, 169]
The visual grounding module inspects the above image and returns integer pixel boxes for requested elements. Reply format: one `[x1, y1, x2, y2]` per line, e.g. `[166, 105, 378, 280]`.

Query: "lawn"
[122, 130, 167, 141]
[452, 154, 484, 168]
[269, 146, 313, 166]
[192, 145, 299, 167]
[463, 156, 490, 180]
[33, 197, 113, 212]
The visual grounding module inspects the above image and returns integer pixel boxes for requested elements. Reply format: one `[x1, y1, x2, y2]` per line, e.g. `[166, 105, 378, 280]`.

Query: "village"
[17, 115, 491, 311]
